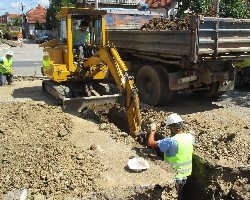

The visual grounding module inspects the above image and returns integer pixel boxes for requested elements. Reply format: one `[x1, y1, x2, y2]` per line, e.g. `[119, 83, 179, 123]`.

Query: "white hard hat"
[165, 113, 184, 126]
[6, 51, 14, 56]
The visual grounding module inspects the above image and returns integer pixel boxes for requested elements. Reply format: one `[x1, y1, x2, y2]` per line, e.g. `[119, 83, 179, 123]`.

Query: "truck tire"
[136, 65, 166, 106]
[234, 71, 245, 89]
[156, 66, 176, 105]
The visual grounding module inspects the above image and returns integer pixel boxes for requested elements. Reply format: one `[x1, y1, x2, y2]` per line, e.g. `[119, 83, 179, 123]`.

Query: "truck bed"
[108, 15, 250, 63]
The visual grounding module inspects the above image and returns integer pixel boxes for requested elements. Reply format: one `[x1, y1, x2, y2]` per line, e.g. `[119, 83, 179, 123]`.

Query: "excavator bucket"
[62, 94, 122, 113]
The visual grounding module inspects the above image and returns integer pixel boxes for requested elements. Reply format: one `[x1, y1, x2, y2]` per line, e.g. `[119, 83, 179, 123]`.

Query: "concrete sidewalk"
[0, 41, 44, 77]
[0, 43, 11, 50]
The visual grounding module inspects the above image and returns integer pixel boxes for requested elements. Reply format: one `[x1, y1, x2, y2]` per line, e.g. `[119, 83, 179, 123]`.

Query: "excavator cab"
[40, 7, 142, 137]
[57, 11, 105, 60]
[41, 8, 108, 82]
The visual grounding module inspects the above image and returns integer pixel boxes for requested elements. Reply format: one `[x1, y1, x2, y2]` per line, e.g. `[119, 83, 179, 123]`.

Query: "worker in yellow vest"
[148, 113, 195, 200]
[0, 51, 14, 86]
[41, 51, 50, 76]
[73, 20, 90, 61]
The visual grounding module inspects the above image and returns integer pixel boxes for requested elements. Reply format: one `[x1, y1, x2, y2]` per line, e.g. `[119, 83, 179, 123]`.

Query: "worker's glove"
[150, 123, 157, 132]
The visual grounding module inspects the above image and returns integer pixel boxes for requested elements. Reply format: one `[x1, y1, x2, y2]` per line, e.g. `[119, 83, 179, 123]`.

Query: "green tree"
[35, 21, 44, 30]
[12, 17, 22, 26]
[220, 0, 250, 18]
[46, 0, 77, 29]
[176, 0, 250, 18]
[176, 0, 213, 17]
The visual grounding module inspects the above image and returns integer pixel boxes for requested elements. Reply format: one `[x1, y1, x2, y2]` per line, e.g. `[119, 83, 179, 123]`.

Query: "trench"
[85, 101, 249, 200]
[86, 103, 208, 200]
[108, 107, 207, 200]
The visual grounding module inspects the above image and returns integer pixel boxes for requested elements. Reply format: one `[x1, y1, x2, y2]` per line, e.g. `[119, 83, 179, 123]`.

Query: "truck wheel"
[234, 71, 245, 89]
[136, 65, 165, 106]
[156, 66, 176, 105]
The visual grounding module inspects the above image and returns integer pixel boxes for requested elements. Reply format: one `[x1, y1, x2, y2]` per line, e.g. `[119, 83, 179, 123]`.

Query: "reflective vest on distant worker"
[0, 56, 13, 73]
[42, 55, 50, 69]
[164, 133, 193, 179]
[73, 30, 89, 45]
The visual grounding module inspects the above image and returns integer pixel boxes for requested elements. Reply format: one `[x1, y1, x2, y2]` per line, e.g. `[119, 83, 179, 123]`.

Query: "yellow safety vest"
[43, 56, 50, 69]
[164, 133, 193, 179]
[0, 56, 13, 73]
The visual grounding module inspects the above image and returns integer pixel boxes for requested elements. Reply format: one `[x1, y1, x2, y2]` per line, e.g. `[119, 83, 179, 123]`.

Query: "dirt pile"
[0, 81, 177, 200]
[0, 102, 90, 197]
[1, 80, 250, 199]
[92, 96, 250, 199]
[141, 15, 190, 31]
[140, 105, 250, 199]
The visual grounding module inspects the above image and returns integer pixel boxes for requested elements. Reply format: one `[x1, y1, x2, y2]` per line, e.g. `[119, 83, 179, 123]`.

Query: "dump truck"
[107, 15, 250, 106]
[39, 7, 142, 137]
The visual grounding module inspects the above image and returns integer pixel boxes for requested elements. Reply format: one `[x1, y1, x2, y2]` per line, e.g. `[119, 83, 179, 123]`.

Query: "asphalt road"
[0, 40, 44, 77]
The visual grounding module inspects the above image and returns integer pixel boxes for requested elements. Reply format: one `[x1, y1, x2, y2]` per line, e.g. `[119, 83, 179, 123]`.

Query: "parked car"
[35, 33, 53, 44]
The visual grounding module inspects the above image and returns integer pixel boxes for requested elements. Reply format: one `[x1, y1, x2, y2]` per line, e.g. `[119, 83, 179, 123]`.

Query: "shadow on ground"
[140, 92, 223, 116]
[142, 88, 250, 116]
[221, 88, 250, 108]
[12, 85, 58, 106]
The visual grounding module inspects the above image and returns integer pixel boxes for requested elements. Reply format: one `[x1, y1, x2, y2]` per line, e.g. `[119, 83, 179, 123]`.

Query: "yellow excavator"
[40, 7, 142, 137]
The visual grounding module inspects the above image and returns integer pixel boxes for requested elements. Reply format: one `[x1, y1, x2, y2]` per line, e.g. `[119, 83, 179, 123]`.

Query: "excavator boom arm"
[83, 44, 142, 136]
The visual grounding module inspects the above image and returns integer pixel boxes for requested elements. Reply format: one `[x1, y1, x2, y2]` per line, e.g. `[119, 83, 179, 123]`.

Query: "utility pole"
[21, 2, 26, 38]
[21, 2, 25, 13]
[214, 0, 220, 17]
[21, 2, 25, 23]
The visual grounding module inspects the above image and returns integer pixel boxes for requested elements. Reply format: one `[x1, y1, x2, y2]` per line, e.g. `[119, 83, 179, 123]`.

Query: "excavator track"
[42, 79, 121, 112]
[42, 79, 71, 104]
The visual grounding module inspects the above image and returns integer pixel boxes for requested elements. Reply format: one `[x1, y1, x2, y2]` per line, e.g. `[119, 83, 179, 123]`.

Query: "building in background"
[23, 4, 47, 38]
[0, 13, 22, 24]
[0, 4, 47, 38]
[85, 0, 177, 17]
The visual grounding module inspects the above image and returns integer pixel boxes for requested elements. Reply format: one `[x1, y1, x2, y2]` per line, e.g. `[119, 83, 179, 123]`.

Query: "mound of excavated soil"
[1, 80, 250, 199]
[0, 80, 177, 199]
[92, 91, 250, 199]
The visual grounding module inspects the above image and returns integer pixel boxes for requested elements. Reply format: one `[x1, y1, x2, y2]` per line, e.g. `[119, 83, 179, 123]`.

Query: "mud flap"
[63, 94, 122, 112]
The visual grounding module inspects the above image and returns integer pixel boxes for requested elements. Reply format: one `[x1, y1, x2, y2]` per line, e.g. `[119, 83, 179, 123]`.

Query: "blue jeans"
[0, 73, 12, 85]
[175, 178, 187, 200]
